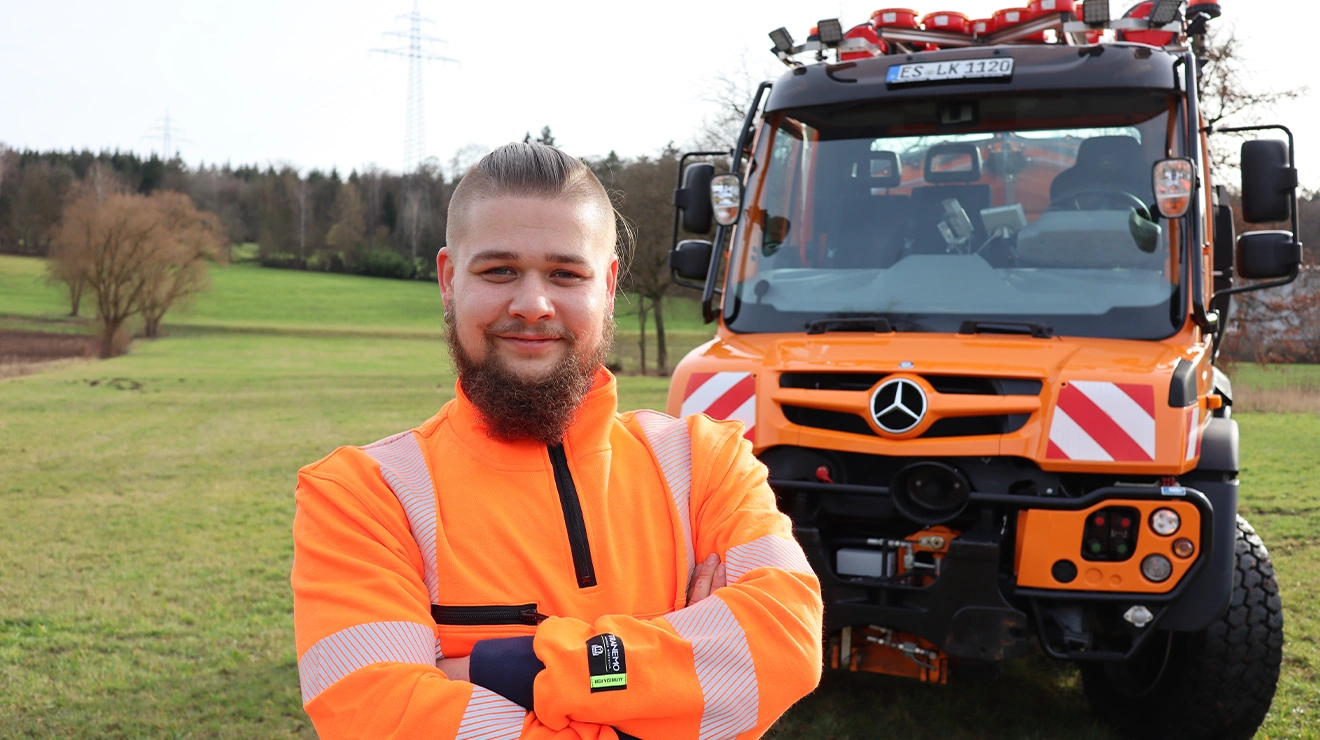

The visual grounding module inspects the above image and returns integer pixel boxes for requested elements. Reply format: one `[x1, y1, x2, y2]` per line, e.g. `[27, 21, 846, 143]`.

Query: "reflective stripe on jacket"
[291, 369, 823, 739]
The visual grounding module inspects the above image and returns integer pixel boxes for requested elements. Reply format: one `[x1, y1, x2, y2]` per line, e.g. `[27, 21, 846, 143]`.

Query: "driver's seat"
[1049, 136, 1152, 203]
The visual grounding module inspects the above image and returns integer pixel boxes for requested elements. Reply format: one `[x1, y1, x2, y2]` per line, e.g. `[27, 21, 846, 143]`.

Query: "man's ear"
[605, 255, 619, 316]
[437, 247, 455, 312]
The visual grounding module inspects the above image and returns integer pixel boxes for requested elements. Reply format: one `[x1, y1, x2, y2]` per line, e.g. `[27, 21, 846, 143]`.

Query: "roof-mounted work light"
[817, 18, 845, 46]
[769, 27, 795, 54]
[1149, 0, 1184, 25]
[1082, 0, 1110, 24]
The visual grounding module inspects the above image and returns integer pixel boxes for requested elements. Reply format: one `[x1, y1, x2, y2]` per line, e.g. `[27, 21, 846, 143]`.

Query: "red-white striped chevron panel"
[1047, 381, 1156, 462]
[681, 372, 756, 442]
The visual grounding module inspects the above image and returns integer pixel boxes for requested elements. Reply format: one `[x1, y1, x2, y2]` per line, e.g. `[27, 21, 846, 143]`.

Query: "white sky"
[1, 1, 1315, 184]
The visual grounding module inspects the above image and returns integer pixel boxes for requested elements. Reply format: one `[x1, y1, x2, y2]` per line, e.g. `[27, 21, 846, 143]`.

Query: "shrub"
[356, 249, 415, 280]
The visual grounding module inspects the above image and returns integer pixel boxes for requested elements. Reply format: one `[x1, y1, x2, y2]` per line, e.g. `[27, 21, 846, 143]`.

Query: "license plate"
[886, 58, 1015, 84]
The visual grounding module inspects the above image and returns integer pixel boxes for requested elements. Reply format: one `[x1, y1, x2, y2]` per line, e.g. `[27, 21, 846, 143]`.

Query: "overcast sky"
[2, 0, 1315, 183]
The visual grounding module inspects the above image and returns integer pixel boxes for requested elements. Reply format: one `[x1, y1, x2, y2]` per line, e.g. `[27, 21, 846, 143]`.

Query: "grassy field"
[1, 254, 1317, 738]
[0, 255, 712, 375]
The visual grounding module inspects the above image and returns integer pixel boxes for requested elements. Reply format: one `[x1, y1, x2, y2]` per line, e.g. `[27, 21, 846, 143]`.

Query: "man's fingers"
[688, 553, 720, 603]
[714, 561, 727, 591]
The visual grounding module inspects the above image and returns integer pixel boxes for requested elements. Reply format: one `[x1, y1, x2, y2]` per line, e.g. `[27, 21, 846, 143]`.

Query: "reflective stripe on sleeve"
[635, 410, 696, 586]
[298, 621, 434, 704]
[364, 430, 443, 659]
[664, 596, 760, 740]
[725, 534, 814, 583]
[455, 685, 526, 740]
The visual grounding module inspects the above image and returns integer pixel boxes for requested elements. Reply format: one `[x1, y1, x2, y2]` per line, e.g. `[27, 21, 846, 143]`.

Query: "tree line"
[0, 131, 709, 371]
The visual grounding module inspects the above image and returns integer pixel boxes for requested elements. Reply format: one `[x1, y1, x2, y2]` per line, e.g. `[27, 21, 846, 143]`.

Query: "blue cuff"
[468, 636, 545, 710]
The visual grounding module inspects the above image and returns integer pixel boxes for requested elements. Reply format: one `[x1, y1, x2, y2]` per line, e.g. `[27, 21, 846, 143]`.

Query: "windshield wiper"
[806, 317, 894, 335]
[958, 320, 1054, 338]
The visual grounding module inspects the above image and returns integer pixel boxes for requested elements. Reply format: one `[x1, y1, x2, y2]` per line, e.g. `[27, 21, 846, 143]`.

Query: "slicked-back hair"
[445, 142, 632, 266]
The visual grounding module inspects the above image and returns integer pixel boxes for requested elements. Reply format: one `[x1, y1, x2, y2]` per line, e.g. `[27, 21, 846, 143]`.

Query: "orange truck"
[665, 2, 1302, 738]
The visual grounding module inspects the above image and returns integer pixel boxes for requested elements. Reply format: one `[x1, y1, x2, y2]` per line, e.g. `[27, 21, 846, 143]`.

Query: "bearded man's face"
[436, 196, 618, 445]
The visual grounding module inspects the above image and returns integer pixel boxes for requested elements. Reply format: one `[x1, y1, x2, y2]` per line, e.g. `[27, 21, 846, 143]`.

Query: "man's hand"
[437, 556, 725, 685]
[436, 655, 471, 682]
[687, 553, 727, 605]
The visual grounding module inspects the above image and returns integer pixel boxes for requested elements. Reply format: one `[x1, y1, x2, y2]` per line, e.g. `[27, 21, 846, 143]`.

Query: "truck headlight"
[1150, 508, 1181, 536]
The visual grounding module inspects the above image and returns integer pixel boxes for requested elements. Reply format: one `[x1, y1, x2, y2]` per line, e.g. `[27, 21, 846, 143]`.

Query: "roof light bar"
[1149, 0, 1184, 25]
[1082, 0, 1111, 24]
[817, 18, 845, 46]
[769, 27, 795, 55]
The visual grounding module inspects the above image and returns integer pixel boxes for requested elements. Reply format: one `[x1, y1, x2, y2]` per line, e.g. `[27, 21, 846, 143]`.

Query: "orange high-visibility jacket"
[291, 369, 823, 739]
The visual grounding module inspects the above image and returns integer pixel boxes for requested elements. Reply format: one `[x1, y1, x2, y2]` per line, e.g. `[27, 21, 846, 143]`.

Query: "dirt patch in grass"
[0, 329, 97, 379]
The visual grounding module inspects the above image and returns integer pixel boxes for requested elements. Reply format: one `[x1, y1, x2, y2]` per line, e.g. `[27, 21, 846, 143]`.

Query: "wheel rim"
[1103, 631, 1175, 698]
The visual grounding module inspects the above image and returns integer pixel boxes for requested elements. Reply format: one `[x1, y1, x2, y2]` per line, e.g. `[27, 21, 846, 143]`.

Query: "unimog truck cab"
[665, 2, 1302, 737]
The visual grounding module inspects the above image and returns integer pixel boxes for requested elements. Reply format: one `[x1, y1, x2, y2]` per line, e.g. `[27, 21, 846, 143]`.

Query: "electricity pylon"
[143, 109, 190, 161]
[372, 1, 459, 175]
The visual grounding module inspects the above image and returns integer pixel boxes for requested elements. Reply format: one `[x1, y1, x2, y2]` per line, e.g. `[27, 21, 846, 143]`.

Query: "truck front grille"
[780, 372, 1042, 396]
[781, 405, 1030, 438]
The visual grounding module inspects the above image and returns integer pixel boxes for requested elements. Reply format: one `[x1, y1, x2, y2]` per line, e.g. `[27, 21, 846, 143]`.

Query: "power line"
[372, 1, 459, 175]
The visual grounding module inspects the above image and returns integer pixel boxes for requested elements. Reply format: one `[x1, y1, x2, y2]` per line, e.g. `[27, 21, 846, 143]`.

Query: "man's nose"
[507, 277, 555, 322]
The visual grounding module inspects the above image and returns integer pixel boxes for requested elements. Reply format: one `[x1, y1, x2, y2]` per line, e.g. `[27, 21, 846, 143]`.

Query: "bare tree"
[290, 173, 310, 263]
[50, 190, 225, 356]
[692, 54, 779, 151]
[614, 150, 681, 374]
[136, 192, 227, 338]
[448, 143, 489, 184]
[45, 165, 126, 316]
[1199, 26, 1307, 176]
[325, 182, 368, 258]
[401, 181, 427, 261]
[52, 192, 161, 355]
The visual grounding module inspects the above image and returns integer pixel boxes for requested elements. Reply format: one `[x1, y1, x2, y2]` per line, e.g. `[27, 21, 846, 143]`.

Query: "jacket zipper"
[431, 603, 548, 626]
[548, 444, 597, 588]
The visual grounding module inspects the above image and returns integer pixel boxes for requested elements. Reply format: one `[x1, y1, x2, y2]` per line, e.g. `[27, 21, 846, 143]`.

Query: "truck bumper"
[778, 480, 1223, 661]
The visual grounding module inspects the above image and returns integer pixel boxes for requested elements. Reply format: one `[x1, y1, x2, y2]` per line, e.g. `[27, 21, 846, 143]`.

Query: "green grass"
[1, 253, 1317, 738]
[0, 255, 708, 338]
[0, 254, 713, 374]
[1229, 363, 1320, 391]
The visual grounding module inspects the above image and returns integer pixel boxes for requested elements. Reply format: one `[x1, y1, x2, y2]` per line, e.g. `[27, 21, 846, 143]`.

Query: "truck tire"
[1079, 515, 1283, 740]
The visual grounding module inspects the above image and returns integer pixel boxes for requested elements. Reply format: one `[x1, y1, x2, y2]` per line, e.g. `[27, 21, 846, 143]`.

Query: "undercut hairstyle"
[445, 142, 633, 264]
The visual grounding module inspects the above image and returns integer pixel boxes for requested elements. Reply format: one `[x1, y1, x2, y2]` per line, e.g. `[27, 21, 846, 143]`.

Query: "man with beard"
[291, 142, 823, 739]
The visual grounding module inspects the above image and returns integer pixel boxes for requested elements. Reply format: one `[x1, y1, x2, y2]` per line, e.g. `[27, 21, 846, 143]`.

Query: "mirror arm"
[1211, 264, 1300, 300]
[702, 81, 773, 324]
[1208, 122, 1303, 306]
[1182, 51, 1219, 334]
[670, 272, 706, 291]
[671, 150, 731, 256]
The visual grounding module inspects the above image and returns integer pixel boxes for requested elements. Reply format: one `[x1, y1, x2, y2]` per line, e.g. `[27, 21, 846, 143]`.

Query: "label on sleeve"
[587, 633, 627, 692]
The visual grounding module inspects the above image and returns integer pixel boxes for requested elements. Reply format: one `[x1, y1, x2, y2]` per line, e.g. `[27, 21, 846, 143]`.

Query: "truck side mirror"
[675, 163, 715, 234]
[1240, 140, 1297, 223]
[1236, 230, 1301, 280]
[670, 239, 713, 284]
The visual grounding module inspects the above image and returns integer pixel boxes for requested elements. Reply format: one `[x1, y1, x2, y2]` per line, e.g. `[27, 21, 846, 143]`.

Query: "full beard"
[445, 310, 614, 446]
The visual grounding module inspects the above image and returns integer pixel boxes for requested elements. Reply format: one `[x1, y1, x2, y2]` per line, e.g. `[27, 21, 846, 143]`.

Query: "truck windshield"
[724, 91, 1184, 339]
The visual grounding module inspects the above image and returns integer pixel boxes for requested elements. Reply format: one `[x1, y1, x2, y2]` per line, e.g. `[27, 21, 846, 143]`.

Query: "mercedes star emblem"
[871, 378, 928, 434]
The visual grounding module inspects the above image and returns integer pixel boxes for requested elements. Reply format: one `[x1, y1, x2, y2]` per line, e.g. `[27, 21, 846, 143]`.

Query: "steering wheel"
[1047, 187, 1152, 220]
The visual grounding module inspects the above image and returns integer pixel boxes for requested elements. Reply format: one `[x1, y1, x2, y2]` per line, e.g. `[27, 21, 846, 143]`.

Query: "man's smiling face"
[438, 194, 618, 384]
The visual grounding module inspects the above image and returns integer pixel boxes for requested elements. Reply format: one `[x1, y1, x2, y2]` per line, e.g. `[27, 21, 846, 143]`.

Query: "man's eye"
[553, 270, 584, 280]
[484, 267, 515, 276]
